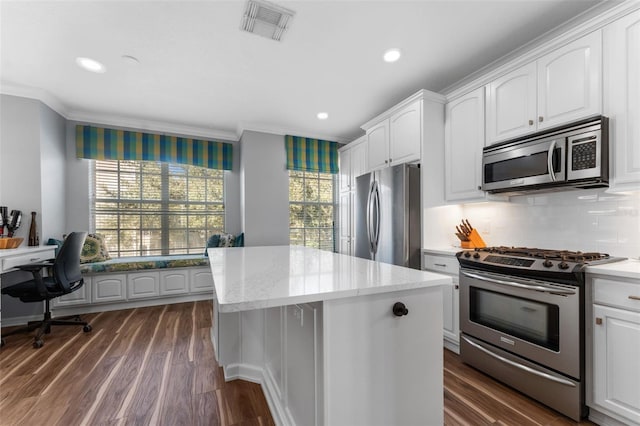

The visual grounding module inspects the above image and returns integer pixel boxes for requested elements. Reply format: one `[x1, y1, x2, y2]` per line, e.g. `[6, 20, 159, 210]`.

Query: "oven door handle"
[460, 270, 576, 295]
[462, 336, 576, 387]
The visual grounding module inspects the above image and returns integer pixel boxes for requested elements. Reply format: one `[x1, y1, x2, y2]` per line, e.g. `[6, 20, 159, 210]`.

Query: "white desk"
[0, 245, 56, 339]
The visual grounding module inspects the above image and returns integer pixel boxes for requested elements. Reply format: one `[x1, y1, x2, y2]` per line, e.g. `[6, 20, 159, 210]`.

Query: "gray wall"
[0, 95, 67, 320]
[239, 131, 289, 246]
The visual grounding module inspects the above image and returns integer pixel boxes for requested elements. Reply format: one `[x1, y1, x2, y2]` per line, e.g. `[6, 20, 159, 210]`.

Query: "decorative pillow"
[234, 232, 244, 247]
[218, 233, 236, 248]
[46, 238, 64, 257]
[80, 233, 111, 264]
[204, 234, 221, 257]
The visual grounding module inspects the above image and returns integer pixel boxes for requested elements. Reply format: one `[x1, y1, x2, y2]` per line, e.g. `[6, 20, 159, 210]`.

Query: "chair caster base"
[83, 325, 92, 333]
[33, 339, 44, 349]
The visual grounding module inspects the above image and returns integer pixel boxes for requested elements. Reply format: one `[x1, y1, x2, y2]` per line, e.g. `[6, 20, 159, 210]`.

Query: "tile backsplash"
[425, 189, 640, 259]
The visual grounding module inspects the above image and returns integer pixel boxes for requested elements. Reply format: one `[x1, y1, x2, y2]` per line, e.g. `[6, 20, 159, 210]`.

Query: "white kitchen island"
[207, 245, 452, 426]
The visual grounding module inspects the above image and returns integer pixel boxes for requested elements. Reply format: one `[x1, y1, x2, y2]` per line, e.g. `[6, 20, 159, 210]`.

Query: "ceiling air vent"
[241, 0, 295, 42]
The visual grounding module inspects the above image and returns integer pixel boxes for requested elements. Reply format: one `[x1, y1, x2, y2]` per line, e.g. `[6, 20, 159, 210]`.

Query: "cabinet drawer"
[423, 254, 459, 276]
[593, 277, 640, 312]
[2, 250, 55, 271]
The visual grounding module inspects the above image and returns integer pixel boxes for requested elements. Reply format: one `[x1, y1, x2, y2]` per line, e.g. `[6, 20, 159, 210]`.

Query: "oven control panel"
[484, 255, 535, 267]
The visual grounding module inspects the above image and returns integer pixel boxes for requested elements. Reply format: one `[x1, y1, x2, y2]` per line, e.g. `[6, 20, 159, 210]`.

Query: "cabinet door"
[592, 304, 640, 424]
[390, 99, 422, 165]
[338, 191, 351, 255]
[445, 87, 486, 201]
[443, 279, 460, 345]
[350, 138, 368, 182]
[604, 9, 640, 191]
[190, 268, 214, 294]
[367, 120, 390, 171]
[160, 270, 189, 296]
[53, 277, 92, 307]
[92, 274, 126, 303]
[486, 62, 537, 143]
[338, 148, 352, 193]
[537, 31, 602, 129]
[128, 271, 160, 299]
[285, 303, 321, 426]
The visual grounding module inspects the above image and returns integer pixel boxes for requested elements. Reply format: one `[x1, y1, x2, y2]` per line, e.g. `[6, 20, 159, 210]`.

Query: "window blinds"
[76, 125, 233, 170]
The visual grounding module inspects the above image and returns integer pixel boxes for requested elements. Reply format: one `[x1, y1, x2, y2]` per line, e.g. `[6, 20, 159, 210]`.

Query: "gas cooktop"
[457, 246, 626, 279]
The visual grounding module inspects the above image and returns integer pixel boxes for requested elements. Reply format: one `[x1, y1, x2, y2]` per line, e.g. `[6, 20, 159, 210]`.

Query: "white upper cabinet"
[339, 147, 352, 193]
[486, 62, 537, 143]
[362, 91, 439, 172]
[445, 87, 486, 201]
[537, 30, 602, 129]
[389, 99, 422, 166]
[603, 8, 640, 191]
[486, 31, 602, 144]
[367, 120, 390, 171]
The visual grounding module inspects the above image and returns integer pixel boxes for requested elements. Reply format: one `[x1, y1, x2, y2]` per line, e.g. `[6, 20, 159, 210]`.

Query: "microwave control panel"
[570, 136, 598, 171]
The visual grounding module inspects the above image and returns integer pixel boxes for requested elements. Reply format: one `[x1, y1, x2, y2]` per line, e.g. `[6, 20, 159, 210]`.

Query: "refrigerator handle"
[372, 180, 381, 255]
[366, 180, 375, 257]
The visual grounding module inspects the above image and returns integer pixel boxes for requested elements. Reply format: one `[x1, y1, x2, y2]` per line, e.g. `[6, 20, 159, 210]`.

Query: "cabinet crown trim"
[360, 89, 446, 131]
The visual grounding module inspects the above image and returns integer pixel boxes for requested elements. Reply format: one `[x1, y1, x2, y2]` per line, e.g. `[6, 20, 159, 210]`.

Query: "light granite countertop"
[207, 245, 452, 312]
[586, 258, 640, 281]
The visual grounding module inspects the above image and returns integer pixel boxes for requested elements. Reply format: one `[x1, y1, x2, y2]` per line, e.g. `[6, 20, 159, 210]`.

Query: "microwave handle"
[547, 140, 557, 182]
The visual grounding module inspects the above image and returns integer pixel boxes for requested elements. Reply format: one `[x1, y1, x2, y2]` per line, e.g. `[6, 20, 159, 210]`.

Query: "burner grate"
[479, 246, 610, 262]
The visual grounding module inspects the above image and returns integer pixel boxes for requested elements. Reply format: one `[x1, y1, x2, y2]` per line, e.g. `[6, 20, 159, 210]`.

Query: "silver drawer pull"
[629, 295, 640, 301]
[30, 258, 40, 262]
[434, 263, 447, 267]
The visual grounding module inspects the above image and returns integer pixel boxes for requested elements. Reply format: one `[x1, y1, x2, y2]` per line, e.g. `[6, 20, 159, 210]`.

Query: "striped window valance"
[76, 125, 233, 170]
[285, 135, 339, 174]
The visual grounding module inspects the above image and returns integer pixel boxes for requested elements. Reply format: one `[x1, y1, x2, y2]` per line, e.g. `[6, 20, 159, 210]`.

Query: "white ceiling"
[0, 0, 612, 143]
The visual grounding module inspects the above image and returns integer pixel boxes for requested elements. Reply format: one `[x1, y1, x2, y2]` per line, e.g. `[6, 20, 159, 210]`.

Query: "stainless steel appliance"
[482, 116, 608, 195]
[354, 164, 421, 269]
[457, 247, 624, 421]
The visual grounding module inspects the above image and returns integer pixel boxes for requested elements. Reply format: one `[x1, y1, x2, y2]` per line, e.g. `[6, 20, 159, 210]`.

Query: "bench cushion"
[80, 254, 208, 274]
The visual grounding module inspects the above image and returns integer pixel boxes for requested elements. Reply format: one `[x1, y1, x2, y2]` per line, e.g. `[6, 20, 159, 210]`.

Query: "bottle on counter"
[28, 211, 38, 246]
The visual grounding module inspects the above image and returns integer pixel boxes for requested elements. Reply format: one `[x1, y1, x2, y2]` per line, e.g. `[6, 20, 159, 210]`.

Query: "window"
[289, 170, 335, 251]
[93, 160, 224, 257]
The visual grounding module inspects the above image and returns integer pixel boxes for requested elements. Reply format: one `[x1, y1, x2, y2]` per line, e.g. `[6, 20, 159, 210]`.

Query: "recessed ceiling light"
[383, 48, 401, 63]
[76, 57, 106, 73]
[317, 112, 329, 120]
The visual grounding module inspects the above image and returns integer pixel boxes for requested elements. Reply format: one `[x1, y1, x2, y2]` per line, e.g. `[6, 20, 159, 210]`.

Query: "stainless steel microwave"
[482, 116, 608, 194]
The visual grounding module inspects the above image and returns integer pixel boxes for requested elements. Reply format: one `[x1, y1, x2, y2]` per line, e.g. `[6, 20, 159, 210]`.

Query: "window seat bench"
[52, 254, 215, 316]
[80, 254, 209, 274]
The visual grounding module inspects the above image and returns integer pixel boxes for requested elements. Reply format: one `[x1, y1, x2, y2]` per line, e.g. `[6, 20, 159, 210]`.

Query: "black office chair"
[1, 231, 92, 348]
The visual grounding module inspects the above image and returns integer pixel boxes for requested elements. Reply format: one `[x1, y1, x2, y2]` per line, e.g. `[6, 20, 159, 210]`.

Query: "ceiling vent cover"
[241, 0, 295, 42]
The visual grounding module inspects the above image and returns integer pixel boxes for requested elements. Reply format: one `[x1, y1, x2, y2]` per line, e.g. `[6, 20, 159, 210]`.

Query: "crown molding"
[1, 81, 70, 118]
[67, 109, 238, 142]
[360, 89, 446, 131]
[442, 0, 639, 100]
[236, 121, 350, 144]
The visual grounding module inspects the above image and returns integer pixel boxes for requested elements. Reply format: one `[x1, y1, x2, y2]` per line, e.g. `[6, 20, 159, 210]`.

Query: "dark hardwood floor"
[1, 301, 595, 425]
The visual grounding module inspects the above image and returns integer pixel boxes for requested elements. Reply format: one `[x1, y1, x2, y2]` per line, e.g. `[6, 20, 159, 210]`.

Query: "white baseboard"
[221, 362, 292, 426]
[50, 292, 212, 317]
[1, 314, 44, 327]
[444, 338, 460, 354]
[589, 407, 634, 426]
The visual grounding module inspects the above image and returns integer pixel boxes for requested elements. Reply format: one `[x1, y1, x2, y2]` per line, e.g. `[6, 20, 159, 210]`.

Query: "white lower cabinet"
[92, 274, 127, 303]
[190, 268, 214, 293]
[160, 270, 189, 295]
[588, 274, 640, 425]
[127, 271, 160, 299]
[52, 276, 92, 307]
[423, 251, 460, 353]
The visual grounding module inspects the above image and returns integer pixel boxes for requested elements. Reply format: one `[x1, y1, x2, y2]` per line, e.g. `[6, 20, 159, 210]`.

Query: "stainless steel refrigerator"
[354, 164, 421, 269]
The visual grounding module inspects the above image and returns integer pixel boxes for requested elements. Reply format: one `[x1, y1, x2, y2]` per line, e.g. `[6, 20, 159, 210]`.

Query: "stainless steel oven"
[456, 247, 624, 421]
[460, 268, 580, 379]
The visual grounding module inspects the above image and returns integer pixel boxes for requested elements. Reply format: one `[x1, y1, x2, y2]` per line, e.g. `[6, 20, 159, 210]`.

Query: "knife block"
[460, 229, 486, 249]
